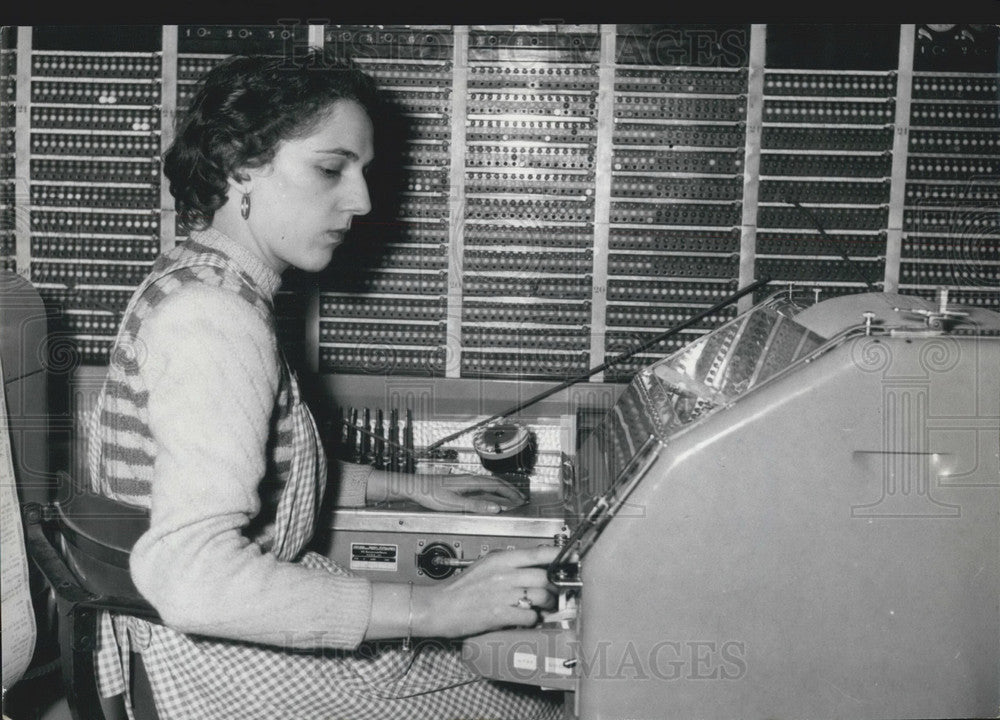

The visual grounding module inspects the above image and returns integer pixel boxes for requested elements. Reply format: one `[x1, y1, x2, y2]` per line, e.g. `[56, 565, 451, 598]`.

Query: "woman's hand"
[367, 469, 526, 514]
[413, 545, 561, 639]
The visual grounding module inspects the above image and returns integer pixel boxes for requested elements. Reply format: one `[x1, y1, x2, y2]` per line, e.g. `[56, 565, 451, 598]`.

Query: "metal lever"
[898, 287, 970, 330]
[430, 556, 477, 568]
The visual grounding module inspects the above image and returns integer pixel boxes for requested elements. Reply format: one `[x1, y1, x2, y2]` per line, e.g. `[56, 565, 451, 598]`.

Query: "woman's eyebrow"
[314, 148, 359, 160]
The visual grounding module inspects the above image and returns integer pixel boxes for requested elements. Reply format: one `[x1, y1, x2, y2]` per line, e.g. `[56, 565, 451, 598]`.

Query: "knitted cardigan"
[87, 228, 374, 649]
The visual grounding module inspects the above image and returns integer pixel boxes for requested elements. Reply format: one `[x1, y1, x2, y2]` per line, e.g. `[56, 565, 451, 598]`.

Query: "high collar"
[189, 227, 283, 300]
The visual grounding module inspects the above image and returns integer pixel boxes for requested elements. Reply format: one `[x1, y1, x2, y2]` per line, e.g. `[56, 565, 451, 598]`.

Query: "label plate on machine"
[350, 543, 399, 572]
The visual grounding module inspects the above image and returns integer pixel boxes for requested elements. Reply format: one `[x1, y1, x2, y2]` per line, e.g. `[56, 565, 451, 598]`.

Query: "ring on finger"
[514, 587, 532, 609]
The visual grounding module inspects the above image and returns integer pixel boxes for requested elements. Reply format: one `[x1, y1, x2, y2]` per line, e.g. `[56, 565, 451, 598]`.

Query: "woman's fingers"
[464, 495, 506, 514]
[479, 557, 560, 609]
[462, 492, 524, 513]
[503, 569, 558, 599]
[444, 474, 526, 506]
[507, 585, 557, 610]
[454, 494, 504, 514]
[482, 544, 561, 570]
[407, 473, 527, 513]
[416, 488, 507, 514]
[422, 545, 564, 637]
[471, 475, 526, 505]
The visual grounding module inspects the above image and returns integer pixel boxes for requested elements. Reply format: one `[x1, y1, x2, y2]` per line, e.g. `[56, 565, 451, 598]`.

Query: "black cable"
[425, 276, 772, 452]
[783, 198, 877, 292]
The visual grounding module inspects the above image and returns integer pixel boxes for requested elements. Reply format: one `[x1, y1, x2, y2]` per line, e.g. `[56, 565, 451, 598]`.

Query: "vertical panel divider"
[444, 26, 468, 379]
[738, 23, 766, 313]
[885, 25, 914, 293]
[588, 24, 616, 381]
[14, 27, 32, 275]
[159, 26, 178, 253]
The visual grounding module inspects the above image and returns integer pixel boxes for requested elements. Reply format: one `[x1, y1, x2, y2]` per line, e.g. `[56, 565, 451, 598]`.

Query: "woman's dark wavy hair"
[164, 49, 379, 231]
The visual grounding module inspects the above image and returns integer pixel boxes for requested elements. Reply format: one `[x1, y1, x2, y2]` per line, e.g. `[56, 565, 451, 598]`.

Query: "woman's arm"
[363, 466, 526, 513]
[130, 283, 555, 649]
[130, 284, 373, 650]
[331, 456, 526, 513]
[365, 544, 561, 642]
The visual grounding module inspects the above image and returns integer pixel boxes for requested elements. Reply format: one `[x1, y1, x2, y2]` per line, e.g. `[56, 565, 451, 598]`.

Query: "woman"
[87, 51, 563, 720]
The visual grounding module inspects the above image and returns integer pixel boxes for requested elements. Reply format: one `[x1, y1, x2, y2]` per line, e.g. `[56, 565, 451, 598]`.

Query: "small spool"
[473, 422, 537, 497]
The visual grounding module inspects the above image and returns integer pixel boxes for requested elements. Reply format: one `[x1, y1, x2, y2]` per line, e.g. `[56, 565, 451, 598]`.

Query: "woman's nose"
[346, 175, 372, 216]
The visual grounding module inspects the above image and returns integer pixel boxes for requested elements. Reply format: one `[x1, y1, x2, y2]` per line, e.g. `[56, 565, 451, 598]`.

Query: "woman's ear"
[227, 171, 252, 197]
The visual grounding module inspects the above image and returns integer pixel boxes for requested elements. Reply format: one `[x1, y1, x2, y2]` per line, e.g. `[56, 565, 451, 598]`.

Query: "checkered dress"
[89, 236, 562, 720]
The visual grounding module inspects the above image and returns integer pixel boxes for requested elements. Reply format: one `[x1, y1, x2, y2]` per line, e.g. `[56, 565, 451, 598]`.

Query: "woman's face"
[240, 99, 374, 274]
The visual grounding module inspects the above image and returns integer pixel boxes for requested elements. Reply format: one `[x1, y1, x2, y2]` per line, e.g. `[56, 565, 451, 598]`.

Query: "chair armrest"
[21, 503, 160, 621]
[21, 503, 162, 720]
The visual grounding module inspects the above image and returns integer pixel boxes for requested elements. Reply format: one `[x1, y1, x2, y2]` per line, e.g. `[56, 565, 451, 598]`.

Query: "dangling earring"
[240, 192, 251, 220]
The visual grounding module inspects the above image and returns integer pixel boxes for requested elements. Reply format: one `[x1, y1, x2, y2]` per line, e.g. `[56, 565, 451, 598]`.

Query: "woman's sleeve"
[332, 459, 374, 507]
[128, 283, 373, 650]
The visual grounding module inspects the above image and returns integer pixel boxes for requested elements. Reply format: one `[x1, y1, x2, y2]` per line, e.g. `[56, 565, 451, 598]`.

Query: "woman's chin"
[297, 249, 338, 273]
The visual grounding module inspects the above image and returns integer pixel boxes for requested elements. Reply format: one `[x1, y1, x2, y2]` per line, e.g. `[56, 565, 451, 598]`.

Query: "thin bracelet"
[402, 581, 414, 651]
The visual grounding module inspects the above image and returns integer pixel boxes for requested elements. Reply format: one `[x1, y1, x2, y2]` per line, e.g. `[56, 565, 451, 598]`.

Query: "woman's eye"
[320, 167, 342, 178]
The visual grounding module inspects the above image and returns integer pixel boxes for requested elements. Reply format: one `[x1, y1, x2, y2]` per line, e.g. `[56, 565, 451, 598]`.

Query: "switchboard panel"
[900, 24, 1000, 308]
[604, 24, 750, 382]
[5, 23, 998, 381]
[457, 25, 601, 381]
[25, 26, 162, 363]
[755, 24, 898, 304]
[1, 27, 15, 273]
[316, 25, 455, 376]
